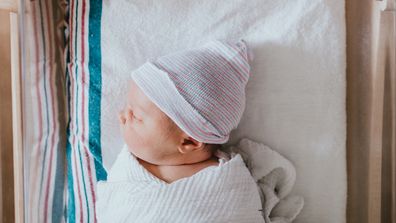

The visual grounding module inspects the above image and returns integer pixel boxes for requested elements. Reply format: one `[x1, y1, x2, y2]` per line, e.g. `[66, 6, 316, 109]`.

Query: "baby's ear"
[178, 135, 205, 154]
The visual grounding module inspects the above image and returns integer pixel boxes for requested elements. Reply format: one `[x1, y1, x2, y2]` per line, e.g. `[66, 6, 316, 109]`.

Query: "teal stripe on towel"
[88, 0, 107, 181]
[66, 139, 75, 223]
[66, 0, 107, 222]
[52, 142, 66, 223]
[65, 1, 74, 221]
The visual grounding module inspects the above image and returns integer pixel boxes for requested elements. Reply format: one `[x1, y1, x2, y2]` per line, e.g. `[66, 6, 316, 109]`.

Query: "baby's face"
[119, 80, 183, 164]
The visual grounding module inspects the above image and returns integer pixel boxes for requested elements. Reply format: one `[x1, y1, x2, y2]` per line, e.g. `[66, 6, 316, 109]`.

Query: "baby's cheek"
[122, 124, 133, 139]
[122, 124, 145, 146]
[123, 128, 138, 151]
[120, 123, 130, 141]
[124, 130, 151, 158]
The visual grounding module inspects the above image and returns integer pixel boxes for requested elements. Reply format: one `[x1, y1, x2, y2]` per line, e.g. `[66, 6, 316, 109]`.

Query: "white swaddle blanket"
[96, 138, 303, 222]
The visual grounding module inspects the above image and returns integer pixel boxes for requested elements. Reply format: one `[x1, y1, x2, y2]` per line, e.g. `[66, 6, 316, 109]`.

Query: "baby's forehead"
[128, 80, 140, 95]
[127, 80, 166, 115]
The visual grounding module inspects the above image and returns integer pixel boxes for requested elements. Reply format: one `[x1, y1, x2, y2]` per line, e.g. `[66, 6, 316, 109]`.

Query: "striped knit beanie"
[130, 39, 253, 144]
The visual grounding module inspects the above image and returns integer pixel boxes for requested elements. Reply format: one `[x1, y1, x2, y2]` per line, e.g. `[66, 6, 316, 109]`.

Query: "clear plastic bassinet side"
[19, 0, 68, 222]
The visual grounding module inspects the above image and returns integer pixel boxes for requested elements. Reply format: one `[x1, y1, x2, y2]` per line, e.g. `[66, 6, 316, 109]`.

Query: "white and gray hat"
[130, 39, 253, 144]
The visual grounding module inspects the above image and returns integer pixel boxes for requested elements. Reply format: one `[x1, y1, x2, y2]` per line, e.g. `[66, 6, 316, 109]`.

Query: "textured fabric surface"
[24, 0, 347, 223]
[36, 0, 347, 222]
[101, 1, 347, 222]
[64, 0, 107, 222]
[227, 138, 305, 223]
[96, 144, 264, 223]
[24, 0, 67, 222]
[130, 39, 251, 144]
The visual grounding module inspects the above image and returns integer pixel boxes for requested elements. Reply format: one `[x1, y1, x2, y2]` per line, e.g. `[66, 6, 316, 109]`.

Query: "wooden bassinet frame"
[0, 0, 395, 222]
[347, 0, 396, 222]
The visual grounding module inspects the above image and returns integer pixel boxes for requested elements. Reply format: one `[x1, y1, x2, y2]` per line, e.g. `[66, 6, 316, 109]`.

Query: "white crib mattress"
[100, 0, 346, 222]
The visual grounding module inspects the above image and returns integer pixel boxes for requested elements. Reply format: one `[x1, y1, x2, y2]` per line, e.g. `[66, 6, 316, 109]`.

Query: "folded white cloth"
[226, 138, 304, 223]
[96, 144, 265, 223]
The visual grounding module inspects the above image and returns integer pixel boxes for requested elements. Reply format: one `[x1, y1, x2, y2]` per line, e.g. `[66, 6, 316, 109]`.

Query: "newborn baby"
[96, 39, 265, 222]
[119, 79, 222, 184]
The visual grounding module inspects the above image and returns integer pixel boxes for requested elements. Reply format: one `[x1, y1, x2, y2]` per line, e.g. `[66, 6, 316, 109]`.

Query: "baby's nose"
[118, 111, 126, 124]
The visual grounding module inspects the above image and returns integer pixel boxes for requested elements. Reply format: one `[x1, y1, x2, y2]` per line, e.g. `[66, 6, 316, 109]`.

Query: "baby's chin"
[127, 145, 161, 165]
[126, 145, 144, 159]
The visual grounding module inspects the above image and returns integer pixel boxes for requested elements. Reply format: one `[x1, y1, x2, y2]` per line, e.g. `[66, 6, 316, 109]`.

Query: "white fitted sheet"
[100, 1, 346, 222]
